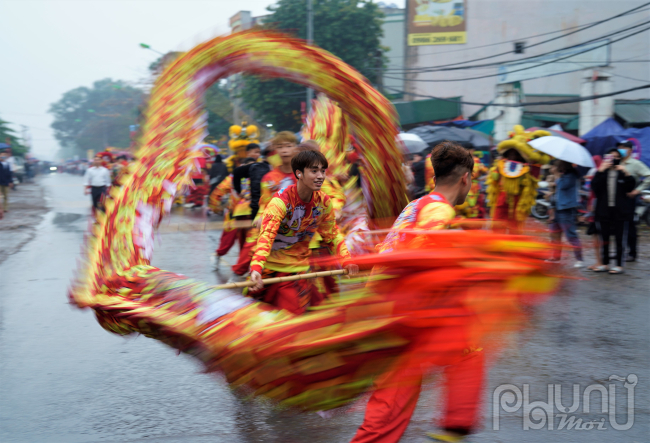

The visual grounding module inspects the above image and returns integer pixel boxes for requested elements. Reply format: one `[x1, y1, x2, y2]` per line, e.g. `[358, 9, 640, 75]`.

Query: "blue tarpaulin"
[582, 118, 650, 166]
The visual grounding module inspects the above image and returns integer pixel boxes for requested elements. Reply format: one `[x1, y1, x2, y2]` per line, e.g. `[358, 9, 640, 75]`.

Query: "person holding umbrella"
[546, 160, 584, 267]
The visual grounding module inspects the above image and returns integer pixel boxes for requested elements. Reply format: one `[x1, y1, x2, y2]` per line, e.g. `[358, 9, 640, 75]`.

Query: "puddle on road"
[51, 212, 86, 232]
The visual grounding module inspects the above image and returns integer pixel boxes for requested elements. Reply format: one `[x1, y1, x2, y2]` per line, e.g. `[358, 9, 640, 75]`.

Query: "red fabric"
[248, 271, 324, 315]
[232, 237, 255, 275]
[493, 193, 522, 233]
[186, 182, 208, 205]
[216, 228, 245, 257]
[350, 350, 484, 443]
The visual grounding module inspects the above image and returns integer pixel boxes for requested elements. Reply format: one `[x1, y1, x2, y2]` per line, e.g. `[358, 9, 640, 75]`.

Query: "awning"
[522, 113, 579, 131]
[615, 100, 650, 125]
[393, 98, 462, 126]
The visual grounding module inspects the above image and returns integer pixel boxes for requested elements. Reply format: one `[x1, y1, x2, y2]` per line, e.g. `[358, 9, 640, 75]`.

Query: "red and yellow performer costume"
[185, 155, 209, 206]
[248, 184, 351, 314]
[209, 174, 253, 263]
[233, 166, 297, 275]
[455, 155, 488, 218]
[352, 192, 482, 443]
[486, 126, 551, 232]
[68, 30, 560, 420]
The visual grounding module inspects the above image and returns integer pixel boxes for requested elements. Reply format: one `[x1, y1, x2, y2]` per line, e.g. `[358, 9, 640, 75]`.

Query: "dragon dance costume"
[69, 30, 560, 431]
[248, 184, 351, 314]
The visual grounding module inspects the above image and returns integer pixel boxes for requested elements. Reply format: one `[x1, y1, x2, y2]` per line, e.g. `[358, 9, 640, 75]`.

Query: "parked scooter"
[531, 181, 551, 220]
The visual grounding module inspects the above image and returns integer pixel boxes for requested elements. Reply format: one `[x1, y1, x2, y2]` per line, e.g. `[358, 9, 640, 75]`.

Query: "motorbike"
[531, 181, 551, 220]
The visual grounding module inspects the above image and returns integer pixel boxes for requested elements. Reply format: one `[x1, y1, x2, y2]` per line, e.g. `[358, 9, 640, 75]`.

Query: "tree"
[49, 79, 144, 158]
[0, 119, 28, 157]
[240, 0, 385, 132]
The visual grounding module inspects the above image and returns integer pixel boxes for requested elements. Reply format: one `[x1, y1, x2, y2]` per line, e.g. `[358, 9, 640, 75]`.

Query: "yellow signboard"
[407, 0, 467, 46]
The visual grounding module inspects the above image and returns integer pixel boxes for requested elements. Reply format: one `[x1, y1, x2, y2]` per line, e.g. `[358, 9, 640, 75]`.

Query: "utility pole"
[306, 0, 314, 113]
[20, 125, 31, 151]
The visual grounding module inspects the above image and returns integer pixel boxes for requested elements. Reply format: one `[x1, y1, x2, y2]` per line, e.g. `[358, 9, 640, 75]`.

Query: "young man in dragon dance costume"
[351, 142, 485, 443]
[231, 132, 299, 278]
[249, 149, 358, 315]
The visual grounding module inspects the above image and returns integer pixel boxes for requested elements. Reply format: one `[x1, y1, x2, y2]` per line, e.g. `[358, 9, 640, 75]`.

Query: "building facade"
[400, 0, 650, 138]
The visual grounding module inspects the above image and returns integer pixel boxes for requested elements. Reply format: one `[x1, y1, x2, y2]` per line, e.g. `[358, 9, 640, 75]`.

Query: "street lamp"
[139, 43, 165, 56]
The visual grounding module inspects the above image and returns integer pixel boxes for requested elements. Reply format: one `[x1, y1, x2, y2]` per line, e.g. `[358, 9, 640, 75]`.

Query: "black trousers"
[597, 217, 630, 267]
[91, 186, 106, 210]
[628, 216, 637, 259]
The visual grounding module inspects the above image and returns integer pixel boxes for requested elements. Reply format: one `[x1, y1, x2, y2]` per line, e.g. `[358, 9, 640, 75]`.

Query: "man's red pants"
[247, 270, 324, 315]
[216, 228, 245, 257]
[350, 350, 485, 443]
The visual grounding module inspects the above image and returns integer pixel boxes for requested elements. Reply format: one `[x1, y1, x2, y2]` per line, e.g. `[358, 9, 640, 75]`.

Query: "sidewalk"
[0, 179, 47, 265]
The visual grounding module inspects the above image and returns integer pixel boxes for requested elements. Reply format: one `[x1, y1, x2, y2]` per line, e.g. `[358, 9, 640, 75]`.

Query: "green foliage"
[240, 0, 385, 132]
[49, 78, 143, 158]
[0, 119, 28, 157]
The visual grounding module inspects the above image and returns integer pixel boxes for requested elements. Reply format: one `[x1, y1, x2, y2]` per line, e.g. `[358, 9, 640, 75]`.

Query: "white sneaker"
[573, 261, 584, 268]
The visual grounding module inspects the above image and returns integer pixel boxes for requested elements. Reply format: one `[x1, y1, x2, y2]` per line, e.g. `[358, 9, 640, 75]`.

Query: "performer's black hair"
[291, 150, 328, 179]
[431, 141, 474, 185]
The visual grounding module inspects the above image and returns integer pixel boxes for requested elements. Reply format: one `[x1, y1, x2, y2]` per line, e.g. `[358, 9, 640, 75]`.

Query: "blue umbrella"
[0, 143, 10, 150]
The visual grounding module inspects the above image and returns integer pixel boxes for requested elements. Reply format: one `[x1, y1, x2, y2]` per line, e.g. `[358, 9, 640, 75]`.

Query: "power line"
[385, 83, 650, 107]
[383, 24, 650, 83]
[390, 2, 650, 72]
[387, 17, 650, 75]
[382, 5, 650, 60]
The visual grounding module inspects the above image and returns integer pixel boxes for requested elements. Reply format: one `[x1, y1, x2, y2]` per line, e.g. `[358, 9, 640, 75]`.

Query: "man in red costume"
[351, 141, 484, 443]
[249, 150, 358, 314]
[232, 132, 299, 277]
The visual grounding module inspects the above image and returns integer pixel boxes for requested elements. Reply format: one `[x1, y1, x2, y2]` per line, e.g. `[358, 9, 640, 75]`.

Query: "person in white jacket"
[83, 157, 111, 213]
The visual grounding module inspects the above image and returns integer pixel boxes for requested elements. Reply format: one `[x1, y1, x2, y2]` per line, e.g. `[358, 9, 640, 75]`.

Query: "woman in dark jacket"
[590, 148, 636, 273]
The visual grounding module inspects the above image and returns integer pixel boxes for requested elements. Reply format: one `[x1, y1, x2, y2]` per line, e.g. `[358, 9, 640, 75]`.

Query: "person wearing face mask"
[616, 140, 650, 262]
[248, 149, 357, 314]
[591, 148, 636, 274]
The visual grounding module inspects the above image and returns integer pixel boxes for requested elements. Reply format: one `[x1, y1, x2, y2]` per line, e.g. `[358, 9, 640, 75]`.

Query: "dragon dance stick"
[216, 269, 349, 290]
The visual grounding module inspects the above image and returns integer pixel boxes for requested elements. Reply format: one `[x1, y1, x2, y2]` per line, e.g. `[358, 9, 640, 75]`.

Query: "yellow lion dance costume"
[486, 125, 551, 231]
[225, 121, 259, 171]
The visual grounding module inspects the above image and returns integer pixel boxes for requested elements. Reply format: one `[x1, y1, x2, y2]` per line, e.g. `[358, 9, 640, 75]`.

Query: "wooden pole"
[215, 268, 349, 289]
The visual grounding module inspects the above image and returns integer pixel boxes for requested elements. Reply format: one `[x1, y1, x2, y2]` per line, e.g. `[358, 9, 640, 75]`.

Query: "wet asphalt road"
[0, 173, 648, 443]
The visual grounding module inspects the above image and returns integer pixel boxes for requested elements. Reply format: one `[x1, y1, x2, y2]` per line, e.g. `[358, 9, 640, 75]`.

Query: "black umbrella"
[407, 126, 490, 151]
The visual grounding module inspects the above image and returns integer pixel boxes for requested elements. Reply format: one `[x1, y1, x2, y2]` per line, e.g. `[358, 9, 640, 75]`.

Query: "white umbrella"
[397, 133, 428, 154]
[528, 136, 595, 168]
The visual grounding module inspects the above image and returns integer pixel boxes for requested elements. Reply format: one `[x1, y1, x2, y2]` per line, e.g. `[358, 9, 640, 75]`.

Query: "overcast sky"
[0, 0, 302, 160]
